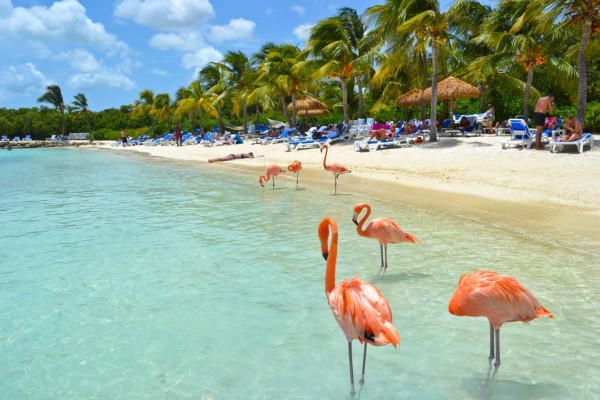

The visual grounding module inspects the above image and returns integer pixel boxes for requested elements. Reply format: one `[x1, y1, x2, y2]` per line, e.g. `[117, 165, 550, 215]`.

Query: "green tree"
[152, 93, 174, 133]
[71, 92, 93, 140]
[176, 81, 218, 134]
[538, 0, 600, 124]
[132, 90, 156, 136]
[37, 84, 66, 136]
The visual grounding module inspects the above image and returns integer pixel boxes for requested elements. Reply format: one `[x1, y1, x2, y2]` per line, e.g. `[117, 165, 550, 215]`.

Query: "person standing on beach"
[120, 128, 128, 147]
[485, 103, 495, 133]
[534, 93, 555, 150]
[175, 121, 183, 146]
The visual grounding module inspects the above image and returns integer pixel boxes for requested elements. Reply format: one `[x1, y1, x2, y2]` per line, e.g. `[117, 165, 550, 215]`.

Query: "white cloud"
[150, 68, 168, 76]
[0, 62, 53, 100]
[291, 5, 305, 16]
[182, 47, 223, 71]
[0, 0, 129, 55]
[149, 31, 205, 52]
[56, 49, 135, 90]
[114, 0, 214, 30]
[294, 24, 313, 42]
[208, 18, 255, 43]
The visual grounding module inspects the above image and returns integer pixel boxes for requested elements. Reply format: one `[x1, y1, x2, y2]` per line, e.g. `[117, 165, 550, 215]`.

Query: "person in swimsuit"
[561, 116, 582, 142]
[208, 152, 254, 163]
[369, 123, 396, 140]
[534, 93, 555, 149]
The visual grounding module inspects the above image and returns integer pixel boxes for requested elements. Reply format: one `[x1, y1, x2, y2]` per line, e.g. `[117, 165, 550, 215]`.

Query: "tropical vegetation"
[2, 0, 599, 140]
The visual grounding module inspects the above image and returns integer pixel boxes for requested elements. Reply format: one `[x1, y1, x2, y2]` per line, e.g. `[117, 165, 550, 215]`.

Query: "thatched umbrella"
[395, 89, 424, 107]
[422, 76, 480, 119]
[287, 96, 328, 113]
[296, 108, 330, 117]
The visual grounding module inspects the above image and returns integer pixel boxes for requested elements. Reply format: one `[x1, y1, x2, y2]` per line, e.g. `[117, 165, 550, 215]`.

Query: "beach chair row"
[2, 135, 33, 142]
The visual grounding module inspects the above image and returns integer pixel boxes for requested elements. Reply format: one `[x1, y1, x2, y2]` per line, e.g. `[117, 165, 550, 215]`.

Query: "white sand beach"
[97, 135, 600, 249]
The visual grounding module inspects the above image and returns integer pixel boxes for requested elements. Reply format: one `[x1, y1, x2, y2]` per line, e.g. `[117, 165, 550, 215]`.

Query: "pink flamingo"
[318, 217, 400, 396]
[352, 203, 419, 274]
[320, 143, 350, 194]
[448, 270, 554, 368]
[287, 160, 302, 189]
[258, 164, 285, 189]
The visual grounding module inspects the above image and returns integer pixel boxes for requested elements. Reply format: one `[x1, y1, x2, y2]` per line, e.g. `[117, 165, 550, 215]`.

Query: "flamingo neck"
[325, 225, 337, 295]
[356, 205, 371, 237]
[322, 146, 329, 169]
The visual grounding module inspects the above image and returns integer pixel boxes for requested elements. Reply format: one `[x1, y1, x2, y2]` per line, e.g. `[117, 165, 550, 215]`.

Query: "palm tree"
[151, 93, 174, 133]
[132, 90, 156, 137]
[252, 43, 305, 127]
[199, 63, 228, 132]
[301, 7, 367, 126]
[176, 81, 218, 134]
[37, 84, 66, 137]
[538, 0, 600, 125]
[71, 92, 92, 140]
[221, 51, 255, 134]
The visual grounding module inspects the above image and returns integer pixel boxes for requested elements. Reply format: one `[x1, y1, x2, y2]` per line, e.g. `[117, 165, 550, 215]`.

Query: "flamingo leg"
[272, 177, 275, 190]
[360, 341, 367, 385]
[348, 341, 356, 396]
[488, 322, 495, 362]
[334, 174, 338, 195]
[379, 245, 384, 273]
[296, 172, 299, 189]
[384, 246, 388, 273]
[494, 328, 501, 368]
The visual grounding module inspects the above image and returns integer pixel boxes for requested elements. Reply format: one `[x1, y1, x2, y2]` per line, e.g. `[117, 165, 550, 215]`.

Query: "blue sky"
[0, 0, 492, 111]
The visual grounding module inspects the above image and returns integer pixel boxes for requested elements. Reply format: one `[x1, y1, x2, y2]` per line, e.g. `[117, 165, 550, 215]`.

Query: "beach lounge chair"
[1, 135, 8, 142]
[287, 137, 331, 151]
[24, 135, 32, 141]
[201, 131, 218, 146]
[257, 128, 292, 145]
[12, 136, 21, 142]
[368, 126, 407, 151]
[501, 119, 533, 149]
[550, 133, 594, 154]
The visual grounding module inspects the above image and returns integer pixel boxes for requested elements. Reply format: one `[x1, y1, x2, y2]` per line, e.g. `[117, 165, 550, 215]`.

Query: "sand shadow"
[463, 367, 570, 400]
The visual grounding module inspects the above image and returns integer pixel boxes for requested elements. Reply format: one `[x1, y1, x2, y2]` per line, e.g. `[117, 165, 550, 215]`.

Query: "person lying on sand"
[208, 152, 254, 163]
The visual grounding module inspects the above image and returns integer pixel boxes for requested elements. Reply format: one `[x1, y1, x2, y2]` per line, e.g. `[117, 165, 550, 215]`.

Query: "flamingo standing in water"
[287, 160, 302, 189]
[318, 217, 400, 396]
[320, 143, 350, 194]
[258, 164, 285, 189]
[352, 203, 419, 274]
[448, 270, 554, 368]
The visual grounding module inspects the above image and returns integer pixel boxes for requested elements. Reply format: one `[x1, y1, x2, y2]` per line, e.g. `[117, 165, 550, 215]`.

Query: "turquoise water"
[1, 148, 598, 400]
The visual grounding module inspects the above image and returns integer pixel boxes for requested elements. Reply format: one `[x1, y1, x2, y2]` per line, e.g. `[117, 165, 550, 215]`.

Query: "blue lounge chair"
[13, 136, 21, 142]
[550, 133, 594, 154]
[1, 135, 8, 142]
[501, 119, 533, 149]
[24, 135, 32, 141]
[257, 128, 293, 145]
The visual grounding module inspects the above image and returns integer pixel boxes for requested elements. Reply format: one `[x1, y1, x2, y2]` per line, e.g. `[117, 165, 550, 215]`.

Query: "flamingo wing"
[449, 270, 554, 327]
[328, 276, 399, 347]
[364, 218, 403, 245]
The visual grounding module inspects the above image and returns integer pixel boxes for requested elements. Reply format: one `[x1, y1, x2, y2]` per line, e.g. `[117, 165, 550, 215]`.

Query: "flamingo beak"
[322, 252, 328, 261]
[352, 213, 358, 225]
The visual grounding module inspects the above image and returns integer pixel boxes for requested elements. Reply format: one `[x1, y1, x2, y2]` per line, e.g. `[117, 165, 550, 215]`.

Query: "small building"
[68, 132, 89, 140]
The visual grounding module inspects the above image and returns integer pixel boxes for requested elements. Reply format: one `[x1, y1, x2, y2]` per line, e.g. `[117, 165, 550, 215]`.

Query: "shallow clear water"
[1, 148, 598, 400]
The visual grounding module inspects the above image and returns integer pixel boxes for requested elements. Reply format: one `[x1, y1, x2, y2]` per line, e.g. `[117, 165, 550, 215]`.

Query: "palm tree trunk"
[576, 18, 592, 124]
[218, 107, 224, 133]
[479, 82, 487, 112]
[243, 97, 248, 134]
[523, 65, 534, 123]
[429, 37, 438, 142]
[198, 108, 204, 134]
[60, 106, 66, 137]
[291, 91, 297, 129]
[421, 53, 428, 120]
[341, 78, 349, 126]
[357, 77, 364, 119]
[281, 96, 292, 127]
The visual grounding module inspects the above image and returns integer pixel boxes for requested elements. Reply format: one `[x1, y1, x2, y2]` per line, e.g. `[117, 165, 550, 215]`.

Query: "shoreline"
[92, 136, 600, 254]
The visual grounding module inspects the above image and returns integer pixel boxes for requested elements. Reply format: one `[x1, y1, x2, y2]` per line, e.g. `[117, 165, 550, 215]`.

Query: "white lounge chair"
[501, 119, 533, 150]
[550, 133, 594, 154]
